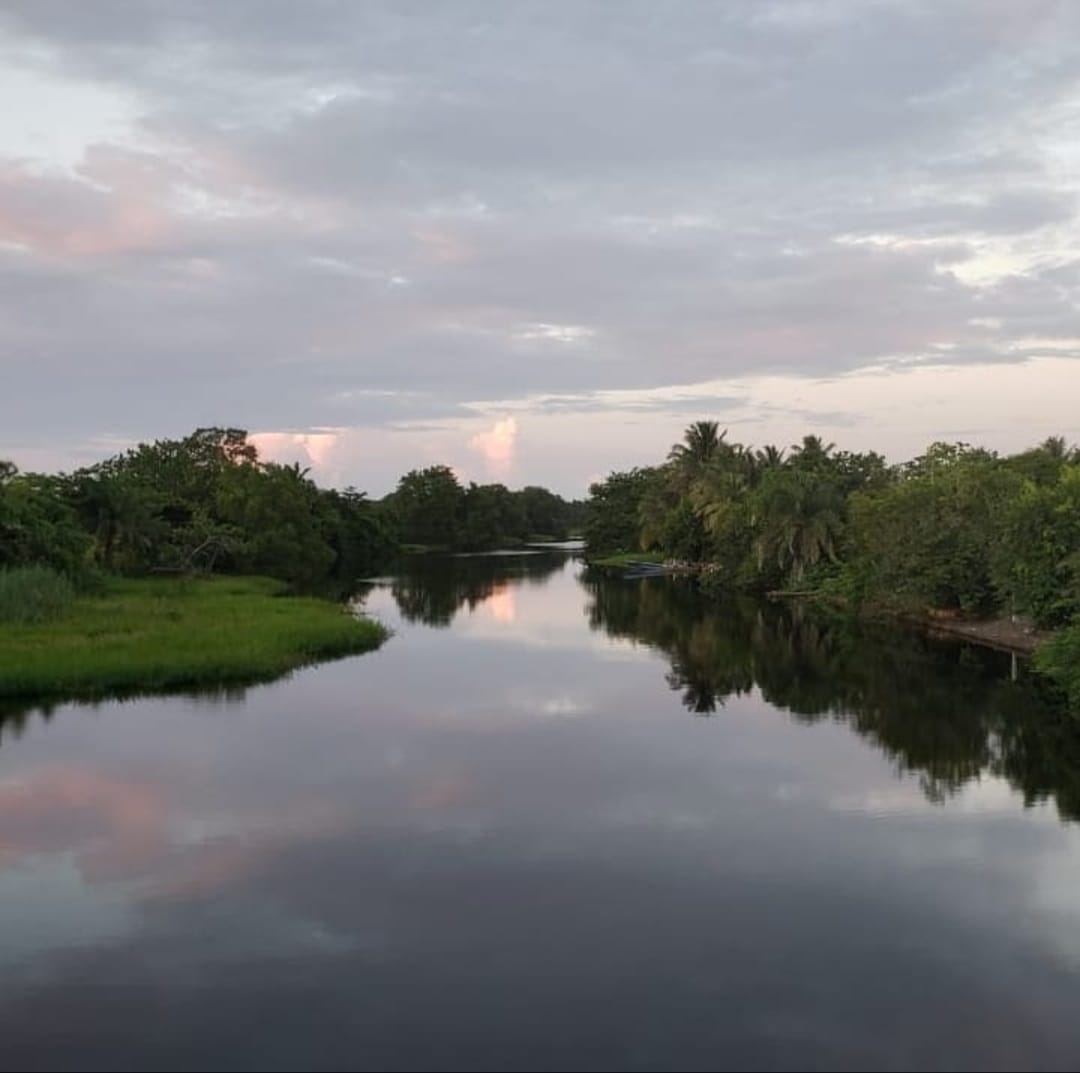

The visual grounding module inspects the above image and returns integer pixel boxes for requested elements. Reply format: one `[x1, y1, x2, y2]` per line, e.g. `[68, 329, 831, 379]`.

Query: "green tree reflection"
[584, 571, 1080, 821]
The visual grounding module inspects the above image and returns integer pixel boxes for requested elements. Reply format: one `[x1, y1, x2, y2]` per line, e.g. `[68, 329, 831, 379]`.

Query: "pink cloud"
[0, 157, 173, 259]
[251, 430, 343, 471]
[468, 416, 518, 479]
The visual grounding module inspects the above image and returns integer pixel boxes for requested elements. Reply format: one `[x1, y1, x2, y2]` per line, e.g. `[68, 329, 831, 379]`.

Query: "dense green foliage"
[0, 462, 92, 577]
[586, 425, 1080, 710]
[0, 575, 387, 701]
[1036, 628, 1080, 713]
[0, 428, 585, 706]
[2, 429, 397, 590]
[0, 566, 75, 624]
[2, 428, 582, 592]
[386, 464, 584, 550]
[583, 467, 659, 556]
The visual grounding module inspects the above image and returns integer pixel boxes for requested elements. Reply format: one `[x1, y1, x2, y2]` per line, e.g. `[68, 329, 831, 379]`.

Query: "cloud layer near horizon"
[1, 1, 1078, 493]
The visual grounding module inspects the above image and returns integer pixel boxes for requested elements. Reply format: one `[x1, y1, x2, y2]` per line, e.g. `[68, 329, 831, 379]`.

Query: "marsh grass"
[0, 565, 76, 624]
[586, 551, 666, 568]
[0, 574, 388, 701]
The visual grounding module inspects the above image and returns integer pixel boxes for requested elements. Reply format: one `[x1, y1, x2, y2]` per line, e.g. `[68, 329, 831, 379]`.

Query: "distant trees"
[390, 465, 465, 547]
[3, 430, 583, 591]
[519, 485, 575, 540]
[387, 466, 581, 551]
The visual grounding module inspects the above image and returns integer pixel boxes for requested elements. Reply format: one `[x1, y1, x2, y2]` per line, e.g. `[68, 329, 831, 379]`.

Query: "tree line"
[0, 429, 583, 596]
[388, 463, 586, 551]
[584, 422, 1080, 708]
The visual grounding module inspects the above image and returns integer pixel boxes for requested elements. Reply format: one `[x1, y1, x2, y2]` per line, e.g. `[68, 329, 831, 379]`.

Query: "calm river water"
[2, 548, 1080, 1071]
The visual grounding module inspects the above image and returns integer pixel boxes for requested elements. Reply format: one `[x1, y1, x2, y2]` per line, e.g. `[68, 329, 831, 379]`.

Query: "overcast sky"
[1, 1, 1078, 495]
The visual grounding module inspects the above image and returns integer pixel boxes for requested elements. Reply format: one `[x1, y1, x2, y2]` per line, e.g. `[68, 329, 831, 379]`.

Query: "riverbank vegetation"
[0, 428, 584, 595]
[586, 551, 666, 569]
[0, 574, 387, 702]
[0, 429, 397, 590]
[0, 427, 582, 702]
[584, 422, 1080, 709]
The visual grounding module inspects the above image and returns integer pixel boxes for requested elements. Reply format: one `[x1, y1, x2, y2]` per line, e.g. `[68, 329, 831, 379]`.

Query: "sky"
[1, 0, 1078, 497]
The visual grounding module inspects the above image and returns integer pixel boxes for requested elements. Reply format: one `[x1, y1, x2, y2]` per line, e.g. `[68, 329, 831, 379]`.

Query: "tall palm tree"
[756, 444, 786, 470]
[668, 421, 725, 472]
[789, 434, 835, 469]
[753, 470, 844, 586]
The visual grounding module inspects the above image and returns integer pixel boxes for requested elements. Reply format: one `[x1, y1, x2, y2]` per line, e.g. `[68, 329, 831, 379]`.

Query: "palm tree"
[752, 470, 845, 586]
[789, 434, 835, 471]
[691, 452, 752, 537]
[756, 444, 785, 470]
[668, 421, 725, 473]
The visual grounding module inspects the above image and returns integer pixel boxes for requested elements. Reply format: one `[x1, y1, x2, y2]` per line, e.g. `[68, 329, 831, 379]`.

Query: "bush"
[1035, 626, 1080, 715]
[0, 565, 76, 624]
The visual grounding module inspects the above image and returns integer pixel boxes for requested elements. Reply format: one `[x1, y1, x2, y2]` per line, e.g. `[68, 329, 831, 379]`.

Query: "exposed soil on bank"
[902, 610, 1048, 655]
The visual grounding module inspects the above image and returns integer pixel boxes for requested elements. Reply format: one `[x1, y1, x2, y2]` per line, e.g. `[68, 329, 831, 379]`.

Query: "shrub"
[1035, 627, 1080, 715]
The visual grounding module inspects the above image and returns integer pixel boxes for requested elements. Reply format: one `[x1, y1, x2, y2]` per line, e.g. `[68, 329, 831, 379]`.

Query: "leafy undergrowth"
[1036, 626, 1080, 715]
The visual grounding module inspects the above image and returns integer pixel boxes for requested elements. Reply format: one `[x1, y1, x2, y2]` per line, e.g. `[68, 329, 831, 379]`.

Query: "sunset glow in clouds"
[1, 2, 1078, 493]
[469, 417, 519, 480]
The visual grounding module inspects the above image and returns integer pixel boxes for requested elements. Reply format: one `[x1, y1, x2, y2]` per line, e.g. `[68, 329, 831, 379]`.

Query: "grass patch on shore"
[0, 565, 76, 624]
[587, 551, 667, 568]
[0, 575, 388, 702]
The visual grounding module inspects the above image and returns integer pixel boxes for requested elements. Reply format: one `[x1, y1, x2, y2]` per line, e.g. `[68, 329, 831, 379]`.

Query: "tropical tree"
[668, 421, 727, 487]
[750, 468, 846, 587]
[584, 467, 657, 554]
[391, 465, 464, 547]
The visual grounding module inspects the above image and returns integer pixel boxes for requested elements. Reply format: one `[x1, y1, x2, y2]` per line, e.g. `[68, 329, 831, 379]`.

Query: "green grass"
[0, 565, 76, 624]
[0, 574, 388, 702]
[586, 551, 667, 568]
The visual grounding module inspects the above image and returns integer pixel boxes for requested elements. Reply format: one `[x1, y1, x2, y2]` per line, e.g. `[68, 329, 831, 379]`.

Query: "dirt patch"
[909, 611, 1048, 654]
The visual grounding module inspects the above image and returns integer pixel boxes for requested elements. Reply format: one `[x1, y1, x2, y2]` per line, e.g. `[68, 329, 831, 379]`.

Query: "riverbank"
[767, 589, 1050, 655]
[0, 575, 388, 702]
[587, 551, 1059, 657]
[766, 588, 1049, 655]
[904, 610, 1048, 654]
[587, 551, 671, 569]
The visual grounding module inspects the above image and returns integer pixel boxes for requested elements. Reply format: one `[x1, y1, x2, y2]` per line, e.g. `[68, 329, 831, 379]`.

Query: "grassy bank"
[0, 575, 388, 702]
[587, 551, 667, 568]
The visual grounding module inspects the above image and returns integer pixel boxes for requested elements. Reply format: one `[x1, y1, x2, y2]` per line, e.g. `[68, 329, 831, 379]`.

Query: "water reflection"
[0, 684, 251, 751]
[3, 553, 1080, 1070]
[369, 549, 568, 627]
[584, 571, 1080, 822]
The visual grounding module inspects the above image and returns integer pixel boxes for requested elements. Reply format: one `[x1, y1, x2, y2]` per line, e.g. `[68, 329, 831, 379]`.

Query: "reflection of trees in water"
[0, 684, 249, 750]
[376, 551, 568, 628]
[0, 553, 566, 745]
[583, 569, 1080, 822]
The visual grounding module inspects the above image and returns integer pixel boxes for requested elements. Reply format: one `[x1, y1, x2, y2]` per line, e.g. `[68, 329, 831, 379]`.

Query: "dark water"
[3, 550, 1080, 1072]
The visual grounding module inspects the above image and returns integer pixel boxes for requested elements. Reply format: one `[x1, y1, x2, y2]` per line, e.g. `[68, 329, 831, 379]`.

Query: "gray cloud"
[1, 1, 1078, 480]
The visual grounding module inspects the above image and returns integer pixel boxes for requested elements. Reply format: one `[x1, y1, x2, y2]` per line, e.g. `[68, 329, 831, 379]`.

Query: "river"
[2, 548, 1080, 1071]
